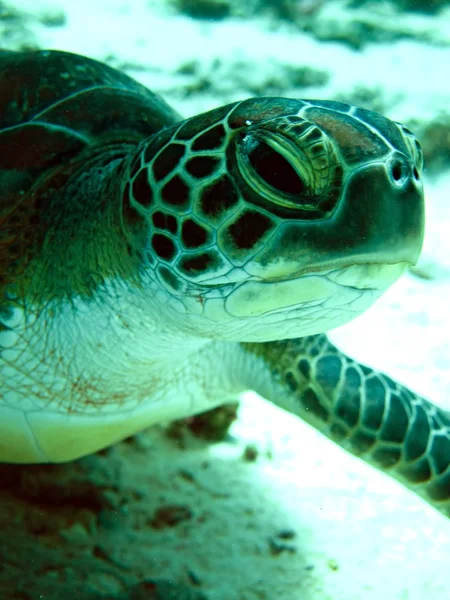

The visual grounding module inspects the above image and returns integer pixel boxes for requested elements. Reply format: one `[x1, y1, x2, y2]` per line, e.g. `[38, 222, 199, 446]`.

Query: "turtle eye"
[235, 123, 342, 217]
[248, 140, 305, 195]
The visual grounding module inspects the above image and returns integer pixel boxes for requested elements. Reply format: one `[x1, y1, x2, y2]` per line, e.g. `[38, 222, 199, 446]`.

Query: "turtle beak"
[338, 155, 425, 268]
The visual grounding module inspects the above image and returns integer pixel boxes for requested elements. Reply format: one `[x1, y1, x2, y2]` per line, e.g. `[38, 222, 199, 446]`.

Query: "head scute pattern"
[121, 98, 360, 295]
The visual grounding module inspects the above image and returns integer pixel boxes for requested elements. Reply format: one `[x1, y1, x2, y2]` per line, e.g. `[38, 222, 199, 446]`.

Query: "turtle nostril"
[388, 157, 411, 186]
[391, 161, 404, 182]
[413, 166, 420, 181]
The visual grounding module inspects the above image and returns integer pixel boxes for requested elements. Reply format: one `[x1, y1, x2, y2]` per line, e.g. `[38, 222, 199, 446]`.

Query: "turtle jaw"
[218, 260, 409, 341]
[155, 258, 410, 343]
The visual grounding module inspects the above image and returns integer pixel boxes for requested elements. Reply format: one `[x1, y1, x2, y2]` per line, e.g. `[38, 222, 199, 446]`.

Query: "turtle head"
[121, 98, 424, 342]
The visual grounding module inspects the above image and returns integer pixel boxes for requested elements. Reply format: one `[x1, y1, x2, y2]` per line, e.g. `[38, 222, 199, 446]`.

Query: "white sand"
[5, 1, 450, 598]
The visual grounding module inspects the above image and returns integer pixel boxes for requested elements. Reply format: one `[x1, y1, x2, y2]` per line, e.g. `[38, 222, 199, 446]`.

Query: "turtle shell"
[0, 49, 181, 181]
[0, 50, 181, 300]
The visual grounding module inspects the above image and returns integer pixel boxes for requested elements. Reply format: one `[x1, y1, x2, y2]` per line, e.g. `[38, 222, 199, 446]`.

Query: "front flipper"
[241, 334, 450, 517]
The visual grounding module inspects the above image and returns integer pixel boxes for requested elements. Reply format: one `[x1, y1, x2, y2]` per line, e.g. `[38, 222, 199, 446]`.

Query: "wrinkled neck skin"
[46, 277, 210, 373]
[23, 146, 133, 306]
[21, 147, 209, 373]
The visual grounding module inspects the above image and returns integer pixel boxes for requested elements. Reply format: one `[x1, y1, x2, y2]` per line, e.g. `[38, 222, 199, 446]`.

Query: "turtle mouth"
[222, 261, 409, 319]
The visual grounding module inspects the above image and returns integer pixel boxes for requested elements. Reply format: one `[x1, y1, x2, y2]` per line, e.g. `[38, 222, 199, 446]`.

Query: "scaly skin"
[240, 335, 450, 517]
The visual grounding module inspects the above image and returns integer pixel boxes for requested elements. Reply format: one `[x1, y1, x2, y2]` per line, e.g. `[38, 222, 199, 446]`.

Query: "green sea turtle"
[1, 49, 449, 518]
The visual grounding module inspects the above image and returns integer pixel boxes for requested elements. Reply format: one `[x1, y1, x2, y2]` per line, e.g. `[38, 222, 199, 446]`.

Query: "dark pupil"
[248, 141, 304, 195]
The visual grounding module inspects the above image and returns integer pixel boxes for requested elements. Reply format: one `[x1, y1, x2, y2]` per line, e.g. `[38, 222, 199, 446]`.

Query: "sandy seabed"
[1, 1, 450, 599]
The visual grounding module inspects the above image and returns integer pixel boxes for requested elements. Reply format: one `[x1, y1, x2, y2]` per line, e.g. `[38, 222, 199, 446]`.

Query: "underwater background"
[1, 0, 450, 598]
